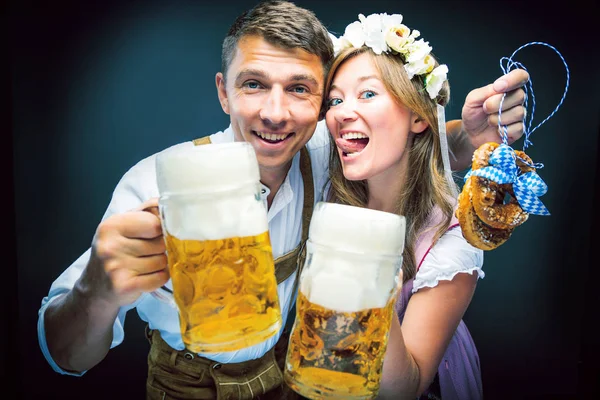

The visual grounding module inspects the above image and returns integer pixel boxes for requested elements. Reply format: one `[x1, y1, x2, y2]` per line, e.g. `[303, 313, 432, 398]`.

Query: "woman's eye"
[359, 90, 376, 99]
[328, 98, 343, 107]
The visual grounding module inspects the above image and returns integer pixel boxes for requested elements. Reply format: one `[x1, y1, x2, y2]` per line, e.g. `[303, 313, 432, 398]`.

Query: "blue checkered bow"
[464, 144, 550, 216]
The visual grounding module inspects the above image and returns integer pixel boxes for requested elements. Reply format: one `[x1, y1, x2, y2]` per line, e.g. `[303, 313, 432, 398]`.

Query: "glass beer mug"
[284, 202, 405, 399]
[153, 142, 282, 353]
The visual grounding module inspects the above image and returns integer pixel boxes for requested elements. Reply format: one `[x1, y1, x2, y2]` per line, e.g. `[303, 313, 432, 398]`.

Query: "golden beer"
[165, 230, 282, 353]
[284, 291, 396, 399]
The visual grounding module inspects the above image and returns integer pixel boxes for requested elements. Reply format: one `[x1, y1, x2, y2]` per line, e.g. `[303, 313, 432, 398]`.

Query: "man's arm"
[447, 69, 530, 171]
[43, 199, 169, 373]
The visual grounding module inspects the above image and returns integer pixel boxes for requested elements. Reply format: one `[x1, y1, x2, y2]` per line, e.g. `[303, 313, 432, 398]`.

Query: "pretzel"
[456, 142, 536, 250]
[469, 143, 535, 230]
[457, 177, 514, 251]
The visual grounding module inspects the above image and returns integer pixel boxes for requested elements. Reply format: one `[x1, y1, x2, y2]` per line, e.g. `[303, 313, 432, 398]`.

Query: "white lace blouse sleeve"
[412, 227, 485, 293]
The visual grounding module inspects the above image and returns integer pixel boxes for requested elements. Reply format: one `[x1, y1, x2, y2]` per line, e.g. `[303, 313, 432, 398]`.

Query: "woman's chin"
[342, 166, 367, 181]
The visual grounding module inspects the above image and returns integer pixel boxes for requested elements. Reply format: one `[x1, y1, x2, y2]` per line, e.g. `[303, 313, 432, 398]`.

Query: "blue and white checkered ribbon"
[465, 144, 550, 216]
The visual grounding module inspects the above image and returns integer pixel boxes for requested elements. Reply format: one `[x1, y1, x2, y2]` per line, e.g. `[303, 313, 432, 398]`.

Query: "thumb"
[134, 197, 160, 218]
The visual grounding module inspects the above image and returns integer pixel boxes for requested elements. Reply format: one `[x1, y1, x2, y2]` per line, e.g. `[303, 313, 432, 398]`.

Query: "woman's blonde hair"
[325, 46, 456, 281]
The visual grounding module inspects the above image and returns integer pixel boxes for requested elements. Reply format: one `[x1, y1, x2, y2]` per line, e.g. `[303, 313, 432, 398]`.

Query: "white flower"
[404, 54, 436, 79]
[406, 39, 432, 63]
[425, 64, 449, 99]
[359, 13, 388, 54]
[381, 13, 403, 27]
[329, 32, 352, 55]
[385, 24, 411, 53]
[344, 20, 365, 48]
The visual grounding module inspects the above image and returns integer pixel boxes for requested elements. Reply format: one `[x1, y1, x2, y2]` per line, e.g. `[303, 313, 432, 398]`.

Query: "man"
[38, 1, 529, 398]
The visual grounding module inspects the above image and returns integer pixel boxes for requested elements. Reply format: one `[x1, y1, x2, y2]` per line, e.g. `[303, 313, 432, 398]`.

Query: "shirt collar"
[265, 152, 300, 222]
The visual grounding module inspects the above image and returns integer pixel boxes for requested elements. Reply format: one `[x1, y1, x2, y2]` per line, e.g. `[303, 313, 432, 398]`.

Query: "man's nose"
[259, 87, 290, 128]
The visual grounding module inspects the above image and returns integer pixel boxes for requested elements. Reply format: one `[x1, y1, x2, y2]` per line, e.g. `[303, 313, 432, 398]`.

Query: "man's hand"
[462, 69, 530, 149]
[83, 198, 169, 307]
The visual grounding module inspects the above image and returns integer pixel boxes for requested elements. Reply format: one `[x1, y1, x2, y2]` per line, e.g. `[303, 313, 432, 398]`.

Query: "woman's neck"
[366, 159, 409, 214]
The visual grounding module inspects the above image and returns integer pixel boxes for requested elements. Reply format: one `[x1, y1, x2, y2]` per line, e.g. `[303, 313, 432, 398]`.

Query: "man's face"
[216, 35, 324, 174]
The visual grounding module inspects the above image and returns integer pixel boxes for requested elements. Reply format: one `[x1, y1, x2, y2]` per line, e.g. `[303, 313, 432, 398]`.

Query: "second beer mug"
[154, 142, 282, 353]
[284, 202, 405, 399]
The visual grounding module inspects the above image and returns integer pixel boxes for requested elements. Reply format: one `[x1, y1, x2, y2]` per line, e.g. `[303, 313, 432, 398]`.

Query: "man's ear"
[216, 72, 230, 115]
[411, 115, 429, 134]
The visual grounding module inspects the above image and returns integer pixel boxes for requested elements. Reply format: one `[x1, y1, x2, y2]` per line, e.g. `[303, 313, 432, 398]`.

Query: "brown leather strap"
[192, 136, 314, 285]
[272, 147, 313, 283]
[193, 136, 212, 146]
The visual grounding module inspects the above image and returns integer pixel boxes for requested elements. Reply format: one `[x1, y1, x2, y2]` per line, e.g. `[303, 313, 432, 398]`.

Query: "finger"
[116, 210, 163, 240]
[497, 122, 525, 144]
[464, 83, 496, 108]
[118, 265, 170, 294]
[134, 197, 159, 212]
[123, 236, 166, 258]
[492, 69, 530, 93]
[488, 106, 526, 127]
[483, 90, 525, 114]
[137, 268, 170, 293]
[128, 253, 169, 276]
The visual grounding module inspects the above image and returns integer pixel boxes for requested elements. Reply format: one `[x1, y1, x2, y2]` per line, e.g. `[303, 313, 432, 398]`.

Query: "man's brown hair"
[221, 1, 334, 80]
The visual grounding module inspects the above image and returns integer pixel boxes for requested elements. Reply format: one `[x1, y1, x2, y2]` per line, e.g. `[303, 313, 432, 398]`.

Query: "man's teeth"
[345, 151, 362, 157]
[256, 131, 289, 141]
[341, 132, 368, 140]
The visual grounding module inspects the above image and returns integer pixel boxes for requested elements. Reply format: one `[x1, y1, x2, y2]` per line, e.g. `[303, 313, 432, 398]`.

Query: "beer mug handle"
[150, 286, 178, 309]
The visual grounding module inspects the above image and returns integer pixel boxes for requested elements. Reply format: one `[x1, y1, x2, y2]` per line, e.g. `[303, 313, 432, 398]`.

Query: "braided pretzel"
[457, 142, 535, 250]
[469, 143, 534, 230]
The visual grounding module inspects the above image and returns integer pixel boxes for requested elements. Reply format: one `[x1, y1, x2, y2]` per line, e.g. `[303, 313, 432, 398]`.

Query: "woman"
[324, 13, 484, 399]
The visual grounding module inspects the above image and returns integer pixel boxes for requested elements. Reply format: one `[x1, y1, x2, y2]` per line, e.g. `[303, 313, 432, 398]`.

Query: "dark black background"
[5, 0, 599, 398]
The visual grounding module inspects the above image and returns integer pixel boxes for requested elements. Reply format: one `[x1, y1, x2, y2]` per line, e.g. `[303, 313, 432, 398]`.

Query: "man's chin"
[255, 153, 295, 172]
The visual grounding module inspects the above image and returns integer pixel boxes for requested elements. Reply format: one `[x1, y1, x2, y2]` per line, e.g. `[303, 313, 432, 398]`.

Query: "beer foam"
[156, 143, 268, 240]
[302, 202, 405, 312]
[309, 202, 406, 256]
[156, 142, 260, 195]
[307, 270, 365, 313]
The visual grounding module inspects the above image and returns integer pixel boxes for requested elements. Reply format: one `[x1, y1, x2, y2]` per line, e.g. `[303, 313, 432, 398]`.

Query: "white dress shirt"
[38, 122, 332, 376]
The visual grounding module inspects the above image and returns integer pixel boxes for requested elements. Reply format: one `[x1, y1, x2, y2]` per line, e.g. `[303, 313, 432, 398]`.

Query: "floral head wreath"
[329, 13, 449, 101]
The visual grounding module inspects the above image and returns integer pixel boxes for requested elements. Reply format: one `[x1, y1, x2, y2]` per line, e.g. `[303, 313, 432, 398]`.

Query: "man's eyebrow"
[234, 69, 319, 87]
[235, 69, 270, 84]
[289, 74, 319, 87]
[330, 75, 380, 92]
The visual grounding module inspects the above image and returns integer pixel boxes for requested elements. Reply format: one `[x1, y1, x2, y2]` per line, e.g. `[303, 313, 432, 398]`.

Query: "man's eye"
[359, 90, 376, 99]
[327, 98, 343, 107]
[291, 86, 308, 94]
[244, 81, 261, 89]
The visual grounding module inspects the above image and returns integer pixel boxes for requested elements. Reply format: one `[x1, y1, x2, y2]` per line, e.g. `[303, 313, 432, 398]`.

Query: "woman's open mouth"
[336, 132, 369, 157]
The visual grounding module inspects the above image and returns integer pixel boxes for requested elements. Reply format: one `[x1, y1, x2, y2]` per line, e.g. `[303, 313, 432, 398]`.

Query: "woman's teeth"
[340, 132, 369, 157]
[256, 131, 289, 141]
[341, 132, 368, 140]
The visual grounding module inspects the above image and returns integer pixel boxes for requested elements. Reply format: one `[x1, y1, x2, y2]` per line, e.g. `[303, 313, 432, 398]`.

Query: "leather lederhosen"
[146, 136, 313, 400]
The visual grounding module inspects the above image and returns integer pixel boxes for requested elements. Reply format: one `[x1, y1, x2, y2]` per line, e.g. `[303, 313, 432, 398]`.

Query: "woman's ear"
[411, 115, 429, 134]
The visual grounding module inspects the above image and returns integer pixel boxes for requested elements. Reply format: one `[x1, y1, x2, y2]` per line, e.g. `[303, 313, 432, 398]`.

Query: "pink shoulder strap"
[414, 205, 459, 271]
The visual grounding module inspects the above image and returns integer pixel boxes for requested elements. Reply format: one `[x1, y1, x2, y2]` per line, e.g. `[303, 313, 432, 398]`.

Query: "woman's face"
[325, 53, 424, 182]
